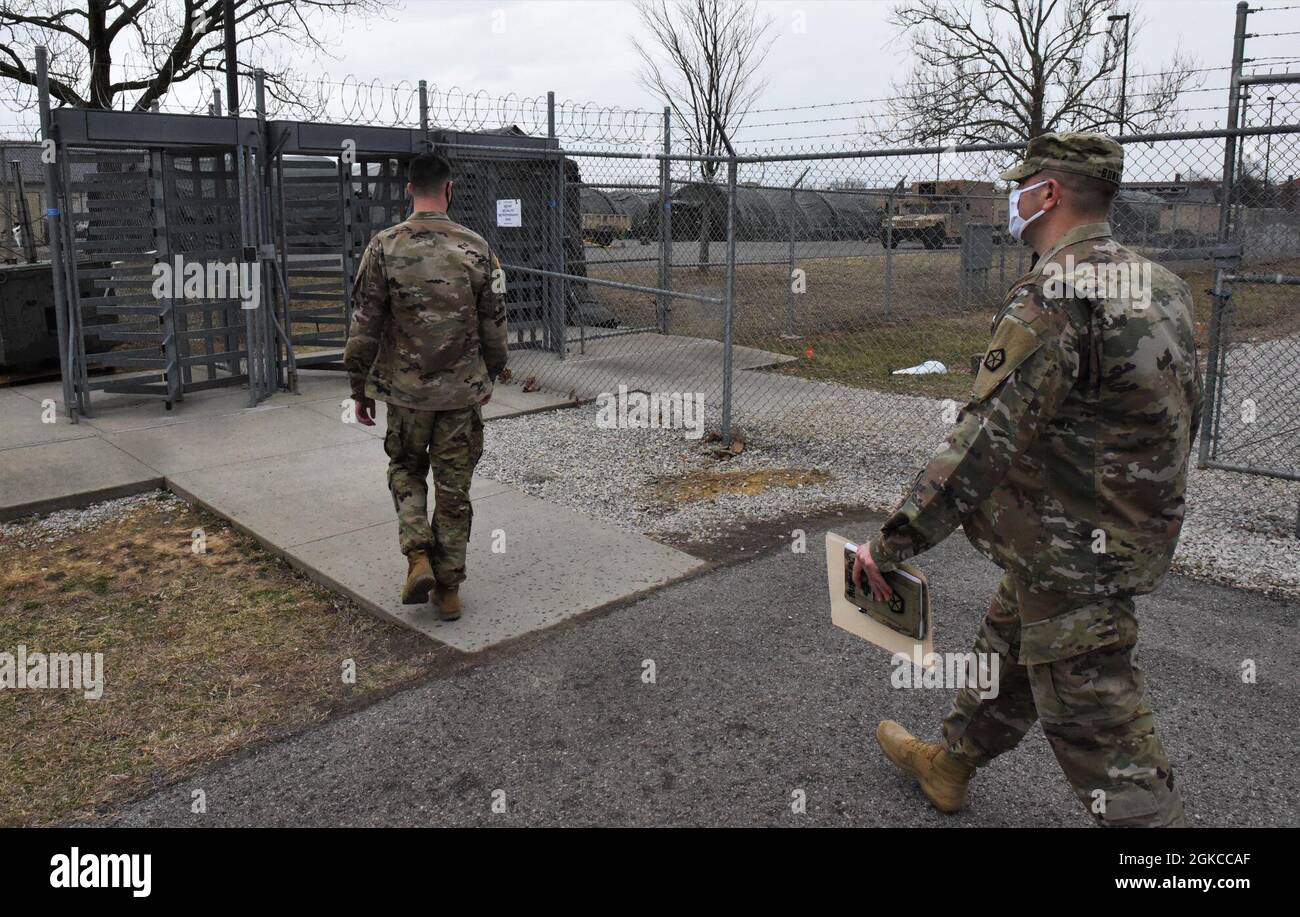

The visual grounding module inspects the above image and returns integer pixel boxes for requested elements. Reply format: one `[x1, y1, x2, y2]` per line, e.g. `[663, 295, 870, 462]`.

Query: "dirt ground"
[0, 492, 455, 826]
[651, 467, 830, 505]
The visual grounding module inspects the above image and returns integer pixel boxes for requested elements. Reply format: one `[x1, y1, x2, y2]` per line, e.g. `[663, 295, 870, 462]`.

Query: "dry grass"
[651, 467, 830, 504]
[755, 317, 989, 400]
[0, 494, 449, 826]
[1179, 256, 1300, 346]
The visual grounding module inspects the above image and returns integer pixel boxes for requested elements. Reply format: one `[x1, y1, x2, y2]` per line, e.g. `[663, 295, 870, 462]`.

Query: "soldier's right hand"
[853, 542, 894, 604]
[353, 397, 376, 426]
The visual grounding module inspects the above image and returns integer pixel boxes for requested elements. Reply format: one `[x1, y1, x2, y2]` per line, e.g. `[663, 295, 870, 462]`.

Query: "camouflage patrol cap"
[999, 131, 1124, 186]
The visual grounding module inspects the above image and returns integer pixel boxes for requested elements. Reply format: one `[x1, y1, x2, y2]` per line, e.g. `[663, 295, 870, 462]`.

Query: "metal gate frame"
[37, 87, 563, 418]
[1199, 246, 1300, 534]
[266, 120, 426, 370]
[1200, 52, 1300, 533]
[265, 121, 567, 370]
[44, 106, 273, 419]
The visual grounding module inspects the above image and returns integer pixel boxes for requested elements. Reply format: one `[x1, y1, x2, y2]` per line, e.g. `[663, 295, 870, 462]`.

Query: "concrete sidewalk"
[0, 371, 703, 651]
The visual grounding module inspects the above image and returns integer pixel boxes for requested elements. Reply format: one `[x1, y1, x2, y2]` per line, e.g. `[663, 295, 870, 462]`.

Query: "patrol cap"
[999, 131, 1124, 186]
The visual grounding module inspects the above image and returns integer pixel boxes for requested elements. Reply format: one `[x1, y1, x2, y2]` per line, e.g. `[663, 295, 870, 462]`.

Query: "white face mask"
[1007, 180, 1048, 241]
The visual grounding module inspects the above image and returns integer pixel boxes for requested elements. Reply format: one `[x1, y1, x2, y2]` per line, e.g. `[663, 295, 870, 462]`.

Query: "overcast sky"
[317, 0, 1298, 141]
[2, 0, 1296, 178]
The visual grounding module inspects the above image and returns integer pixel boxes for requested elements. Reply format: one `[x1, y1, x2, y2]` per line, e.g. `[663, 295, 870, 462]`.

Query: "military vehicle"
[581, 210, 631, 247]
[882, 180, 1000, 249]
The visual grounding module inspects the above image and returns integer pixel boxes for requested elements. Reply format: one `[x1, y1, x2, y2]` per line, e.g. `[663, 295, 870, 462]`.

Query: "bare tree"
[0, 0, 393, 116]
[883, 0, 1200, 147]
[633, 0, 775, 269]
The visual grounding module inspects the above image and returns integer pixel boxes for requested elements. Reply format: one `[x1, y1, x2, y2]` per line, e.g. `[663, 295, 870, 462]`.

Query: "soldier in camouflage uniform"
[855, 133, 1203, 827]
[344, 153, 509, 621]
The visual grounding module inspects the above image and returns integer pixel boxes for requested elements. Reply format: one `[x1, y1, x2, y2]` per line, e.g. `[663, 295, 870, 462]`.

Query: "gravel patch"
[0, 490, 185, 550]
[479, 384, 1300, 600]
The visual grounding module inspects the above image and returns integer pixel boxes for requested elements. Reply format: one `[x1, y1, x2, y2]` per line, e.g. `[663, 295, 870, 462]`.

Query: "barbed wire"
[2, 26, 1297, 146]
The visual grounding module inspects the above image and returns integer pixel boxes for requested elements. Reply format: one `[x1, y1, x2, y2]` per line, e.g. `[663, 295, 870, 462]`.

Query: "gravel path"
[477, 382, 1300, 600]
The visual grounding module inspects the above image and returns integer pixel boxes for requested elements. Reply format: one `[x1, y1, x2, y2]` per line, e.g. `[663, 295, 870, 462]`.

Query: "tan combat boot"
[875, 720, 975, 813]
[401, 552, 435, 605]
[434, 584, 461, 622]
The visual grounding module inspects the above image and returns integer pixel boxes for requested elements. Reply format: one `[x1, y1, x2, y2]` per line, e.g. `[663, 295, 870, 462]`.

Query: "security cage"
[36, 103, 571, 420]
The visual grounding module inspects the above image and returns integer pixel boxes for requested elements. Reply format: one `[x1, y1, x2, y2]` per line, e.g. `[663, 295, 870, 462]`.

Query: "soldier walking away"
[853, 133, 1203, 827]
[344, 153, 509, 621]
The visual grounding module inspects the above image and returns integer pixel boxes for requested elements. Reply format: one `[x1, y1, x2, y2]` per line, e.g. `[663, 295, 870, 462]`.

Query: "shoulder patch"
[972, 313, 1042, 401]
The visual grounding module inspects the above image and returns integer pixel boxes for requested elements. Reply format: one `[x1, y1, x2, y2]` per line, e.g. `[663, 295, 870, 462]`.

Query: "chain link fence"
[479, 121, 1300, 566]
[1198, 74, 1300, 522]
[504, 130, 1288, 417]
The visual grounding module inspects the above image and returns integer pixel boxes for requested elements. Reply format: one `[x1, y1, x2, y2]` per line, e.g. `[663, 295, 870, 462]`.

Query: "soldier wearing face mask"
[853, 132, 1203, 827]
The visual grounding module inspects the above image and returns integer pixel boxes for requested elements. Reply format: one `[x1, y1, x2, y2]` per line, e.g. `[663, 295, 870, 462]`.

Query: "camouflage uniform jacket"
[869, 222, 1204, 596]
[344, 211, 509, 411]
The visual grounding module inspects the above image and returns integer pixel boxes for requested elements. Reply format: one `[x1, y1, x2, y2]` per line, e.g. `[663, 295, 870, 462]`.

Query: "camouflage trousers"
[384, 403, 484, 586]
[942, 575, 1186, 827]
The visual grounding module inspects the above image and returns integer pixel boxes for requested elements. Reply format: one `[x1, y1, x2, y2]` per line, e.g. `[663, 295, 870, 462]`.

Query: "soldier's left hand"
[853, 542, 893, 604]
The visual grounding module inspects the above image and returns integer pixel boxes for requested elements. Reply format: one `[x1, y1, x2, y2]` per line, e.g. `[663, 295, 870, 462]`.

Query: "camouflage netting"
[658, 182, 886, 242]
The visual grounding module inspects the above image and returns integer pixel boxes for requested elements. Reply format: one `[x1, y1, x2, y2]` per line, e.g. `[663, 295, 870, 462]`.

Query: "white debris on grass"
[479, 394, 1300, 600]
[892, 360, 948, 375]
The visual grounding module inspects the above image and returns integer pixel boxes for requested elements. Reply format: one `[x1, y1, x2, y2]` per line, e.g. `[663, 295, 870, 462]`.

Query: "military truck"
[581, 211, 631, 247]
[882, 180, 1000, 249]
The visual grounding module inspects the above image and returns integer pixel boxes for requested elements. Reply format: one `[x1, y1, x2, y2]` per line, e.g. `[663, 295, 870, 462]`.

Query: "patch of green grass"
[751, 313, 991, 400]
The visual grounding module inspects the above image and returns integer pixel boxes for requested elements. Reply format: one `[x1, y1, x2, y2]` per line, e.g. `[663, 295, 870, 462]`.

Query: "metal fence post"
[254, 67, 290, 396]
[722, 155, 737, 439]
[1199, 246, 1240, 466]
[556, 146, 567, 360]
[784, 166, 809, 338]
[418, 79, 429, 145]
[1218, 1, 1249, 242]
[658, 106, 672, 335]
[547, 90, 566, 359]
[55, 129, 88, 413]
[958, 205, 968, 309]
[223, 36, 261, 404]
[884, 178, 902, 320]
[150, 148, 183, 407]
[36, 46, 77, 423]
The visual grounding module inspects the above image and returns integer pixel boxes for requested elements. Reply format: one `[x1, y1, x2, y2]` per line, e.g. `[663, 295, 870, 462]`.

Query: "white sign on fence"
[496, 198, 521, 227]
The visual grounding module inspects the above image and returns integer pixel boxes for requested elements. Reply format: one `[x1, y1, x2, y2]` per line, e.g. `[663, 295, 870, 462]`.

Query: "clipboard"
[826, 531, 935, 669]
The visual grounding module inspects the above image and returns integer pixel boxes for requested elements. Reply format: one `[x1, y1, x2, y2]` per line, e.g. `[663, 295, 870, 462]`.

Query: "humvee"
[882, 180, 1000, 249]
